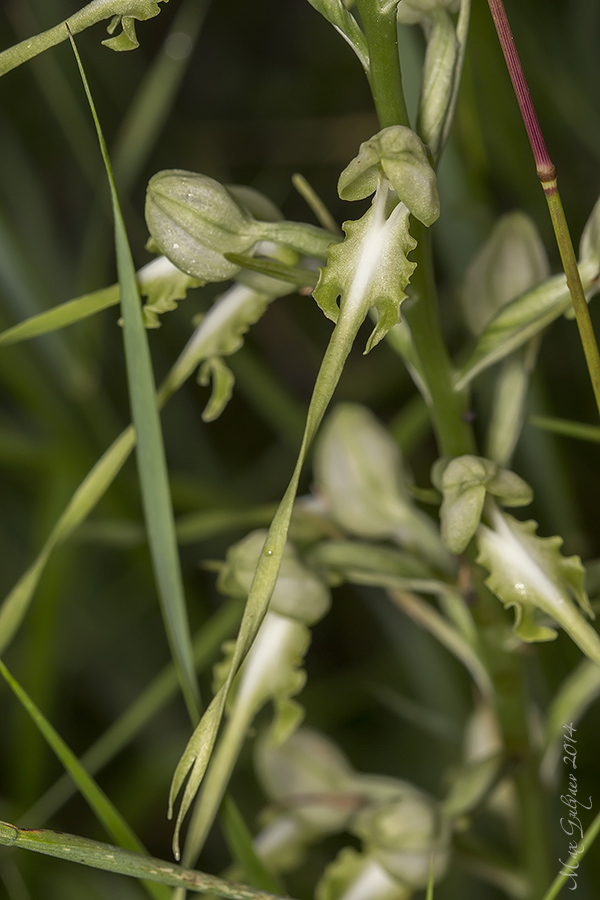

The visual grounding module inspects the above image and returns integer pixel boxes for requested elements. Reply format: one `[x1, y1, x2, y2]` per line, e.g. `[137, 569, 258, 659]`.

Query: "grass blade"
[220, 796, 283, 896]
[0, 659, 169, 900]
[529, 414, 600, 445]
[0, 283, 276, 654]
[540, 807, 600, 900]
[0, 821, 296, 900]
[68, 28, 200, 721]
[22, 600, 243, 828]
[0, 284, 120, 346]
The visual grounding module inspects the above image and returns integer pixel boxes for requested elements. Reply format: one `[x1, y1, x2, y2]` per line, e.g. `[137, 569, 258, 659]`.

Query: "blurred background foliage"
[0, 0, 599, 897]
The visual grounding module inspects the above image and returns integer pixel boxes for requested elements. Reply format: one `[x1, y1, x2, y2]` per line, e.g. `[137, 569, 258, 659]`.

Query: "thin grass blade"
[0, 821, 296, 900]
[0, 659, 169, 900]
[68, 29, 200, 721]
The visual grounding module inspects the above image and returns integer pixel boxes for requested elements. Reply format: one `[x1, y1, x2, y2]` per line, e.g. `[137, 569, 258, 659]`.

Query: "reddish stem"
[486, 0, 556, 187]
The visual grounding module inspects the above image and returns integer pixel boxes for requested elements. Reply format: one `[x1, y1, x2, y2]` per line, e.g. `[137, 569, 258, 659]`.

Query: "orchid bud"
[314, 404, 452, 572]
[432, 454, 533, 554]
[351, 786, 451, 888]
[217, 530, 330, 625]
[145, 170, 257, 283]
[396, 0, 460, 24]
[338, 126, 439, 226]
[255, 728, 357, 833]
[461, 211, 550, 337]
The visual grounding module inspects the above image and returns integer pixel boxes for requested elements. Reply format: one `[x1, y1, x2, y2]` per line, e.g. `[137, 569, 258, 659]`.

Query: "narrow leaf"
[0, 820, 297, 900]
[69, 31, 200, 719]
[0, 283, 278, 654]
[0, 659, 169, 900]
[455, 261, 599, 390]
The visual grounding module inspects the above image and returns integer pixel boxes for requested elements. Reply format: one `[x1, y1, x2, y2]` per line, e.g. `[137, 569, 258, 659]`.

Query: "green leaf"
[455, 260, 600, 390]
[0, 659, 169, 900]
[338, 127, 440, 227]
[69, 32, 200, 720]
[477, 506, 600, 661]
[0, 820, 296, 899]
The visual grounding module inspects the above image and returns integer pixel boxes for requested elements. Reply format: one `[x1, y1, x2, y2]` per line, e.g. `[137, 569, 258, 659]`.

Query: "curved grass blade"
[529, 414, 600, 445]
[22, 600, 243, 827]
[0, 821, 296, 900]
[0, 284, 277, 655]
[455, 263, 599, 391]
[0, 659, 169, 900]
[540, 807, 600, 900]
[0, 283, 120, 346]
[68, 29, 200, 721]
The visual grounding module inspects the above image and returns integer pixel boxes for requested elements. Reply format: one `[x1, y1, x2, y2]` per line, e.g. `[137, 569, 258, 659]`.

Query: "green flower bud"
[145, 170, 258, 283]
[317, 847, 412, 900]
[432, 454, 533, 554]
[217, 531, 331, 625]
[255, 728, 357, 833]
[314, 404, 452, 572]
[338, 126, 440, 226]
[461, 211, 550, 336]
[396, 0, 460, 24]
[351, 787, 451, 888]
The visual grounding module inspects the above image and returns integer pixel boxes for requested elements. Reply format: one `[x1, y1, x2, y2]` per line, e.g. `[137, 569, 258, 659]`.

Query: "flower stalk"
[487, 0, 600, 418]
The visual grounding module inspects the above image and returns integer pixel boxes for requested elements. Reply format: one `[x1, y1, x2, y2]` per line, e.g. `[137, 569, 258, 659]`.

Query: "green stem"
[355, 0, 410, 129]
[355, 0, 474, 459]
[469, 570, 553, 896]
[403, 221, 476, 457]
[544, 184, 600, 416]
[0, 0, 165, 77]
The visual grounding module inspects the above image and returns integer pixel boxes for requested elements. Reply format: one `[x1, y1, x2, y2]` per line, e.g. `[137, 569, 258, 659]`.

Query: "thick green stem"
[355, 0, 474, 458]
[469, 567, 553, 897]
[355, 0, 410, 129]
[403, 221, 476, 457]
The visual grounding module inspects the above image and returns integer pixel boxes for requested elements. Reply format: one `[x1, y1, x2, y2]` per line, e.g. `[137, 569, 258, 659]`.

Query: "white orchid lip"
[477, 506, 600, 663]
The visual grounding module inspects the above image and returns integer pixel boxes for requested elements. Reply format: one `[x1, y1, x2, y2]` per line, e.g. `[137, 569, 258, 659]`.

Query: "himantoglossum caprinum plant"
[147, 125, 442, 863]
[3, 0, 600, 896]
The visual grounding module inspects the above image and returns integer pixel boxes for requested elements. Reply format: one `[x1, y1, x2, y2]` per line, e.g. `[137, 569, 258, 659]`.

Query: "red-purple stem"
[486, 0, 556, 188]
